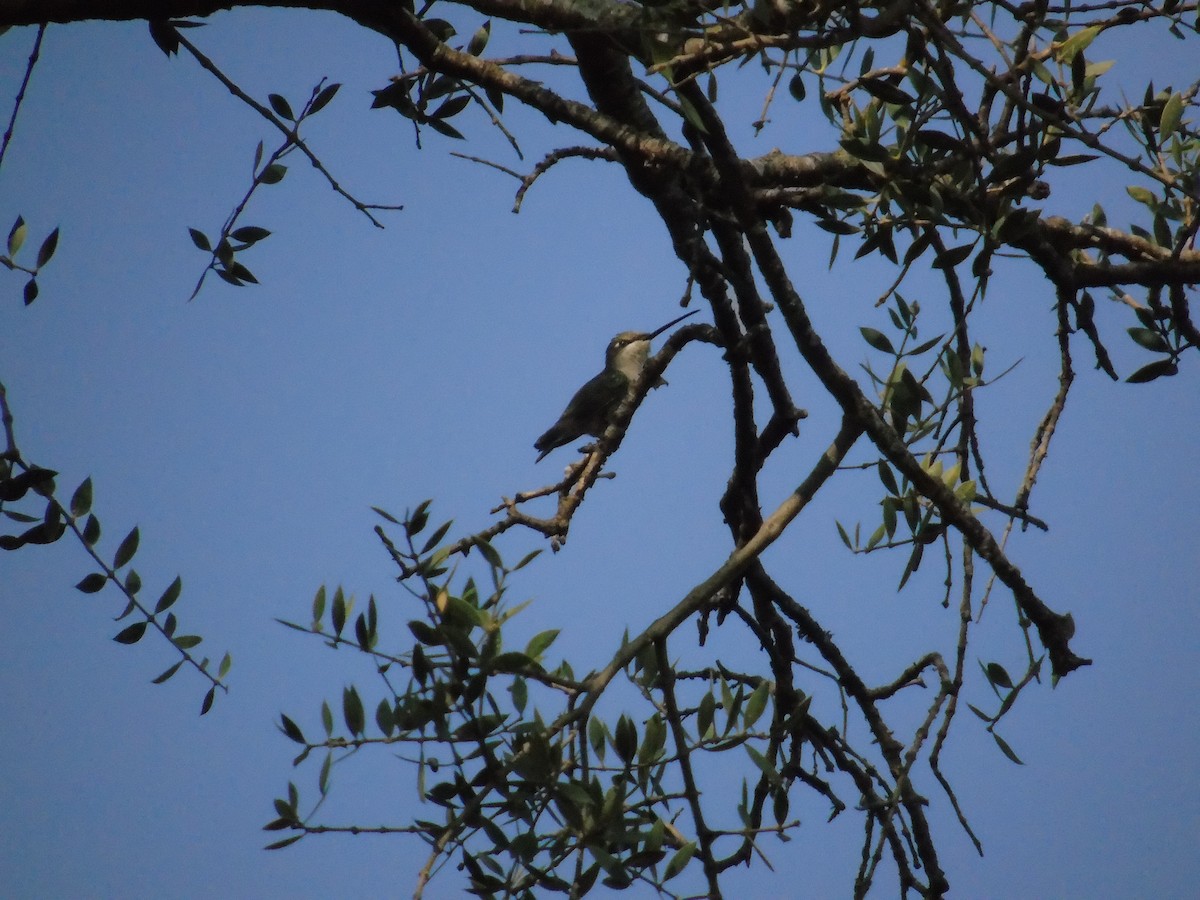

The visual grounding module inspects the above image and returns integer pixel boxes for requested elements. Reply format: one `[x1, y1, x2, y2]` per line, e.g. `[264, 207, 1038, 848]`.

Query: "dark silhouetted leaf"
[36, 227, 59, 268]
[280, 714, 306, 744]
[860, 327, 895, 354]
[70, 477, 92, 517]
[75, 572, 107, 594]
[113, 621, 147, 644]
[985, 661, 1014, 689]
[1127, 327, 1169, 352]
[1126, 358, 1178, 383]
[343, 686, 365, 736]
[113, 526, 139, 568]
[155, 576, 183, 613]
[259, 164, 287, 185]
[993, 731, 1024, 764]
[310, 82, 341, 114]
[268, 93, 294, 120]
[151, 660, 184, 684]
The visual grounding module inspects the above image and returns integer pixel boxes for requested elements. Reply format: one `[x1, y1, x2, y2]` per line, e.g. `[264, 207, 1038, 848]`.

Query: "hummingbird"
[534, 310, 699, 462]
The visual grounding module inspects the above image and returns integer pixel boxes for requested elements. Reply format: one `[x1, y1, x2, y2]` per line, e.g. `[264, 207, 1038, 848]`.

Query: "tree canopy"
[1, 0, 1198, 897]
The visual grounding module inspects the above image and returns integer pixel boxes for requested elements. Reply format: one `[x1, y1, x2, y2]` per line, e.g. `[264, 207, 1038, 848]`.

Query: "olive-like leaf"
[309, 82, 341, 114]
[188, 228, 211, 251]
[155, 575, 183, 613]
[113, 621, 147, 644]
[342, 686, 365, 736]
[860, 327, 895, 354]
[70, 477, 93, 518]
[993, 731, 1024, 765]
[280, 714, 306, 744]
[8, 215, 27, 256]
[36, 227, 59, 268]
[1127, 327, 1170, 353]
[985, 661, 1014, 689]
[268, 93, 295, 120]
[1126, 358, 1178, 383]
[113, 526, 140, 569]
[259, 164, 287, 185]
[151, 660, 184, 684]
[75, 572, 107, 594]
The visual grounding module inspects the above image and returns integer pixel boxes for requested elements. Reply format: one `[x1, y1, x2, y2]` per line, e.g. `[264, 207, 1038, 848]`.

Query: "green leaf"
[268, 93, 295, 120]
[743, 681, 770, 729]
[280, 714, 306, 744]
[992, 731, 1024, 765]
[860, 327, 895, 354]
[309, 82, 341, 114]
[218, 652, 232, 679]
[332, 589, 346, 636]
[8, 215, 27, 256]
[663, 842, 696, 880]
[512, 549, 542, 571]
[1127, 327, 1170, 352]
[200, 686, 216, 715]
[614, 714, 637, 765]
[113, 621, 147, 644]
[318, 751, 333, 795]
[259, 163, 287, 185]
[1126, 185, 1157, 207]
[231, 226, 271, 244]
[744, 744, 783, 788]
[375, 698, 395, 736]
[859, 77, 914, 106]
[985, 661, 1014, 689]
[1159, 91, 1184, 137]
[476, 539, 503, 570]
[342, 686, 365, 736]
[69, 477, 93, 517]
[75, 572, 107, 593]
[264, 834, 303, 851]
[524, 629, 560, 660]
[933, 243, 973, 269]
[113, 526, 139, 568]
[425, 118, 465, 140]
[1056, 25, 1100, 64]
[173, 634, 202, 649]
[466, 20, 491, 56]
[1126, 358, 1178, 383]
[155, 576, 183, 613]
[510, 675, 528, 713]
[23, 278, 37, 305]
[966, 703, 993, 722]
[82, 514, 101, 546]
[420, 518, 453, 553]
[187, 226, 211, 252]
[151, 660, 184, 684]
[312, 585, 326, 625]
[835, 520, 853, 550]
[36, 227, 59, 268]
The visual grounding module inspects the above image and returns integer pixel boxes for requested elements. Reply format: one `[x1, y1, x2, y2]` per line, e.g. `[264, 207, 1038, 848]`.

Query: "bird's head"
[604, 310, 699, 381]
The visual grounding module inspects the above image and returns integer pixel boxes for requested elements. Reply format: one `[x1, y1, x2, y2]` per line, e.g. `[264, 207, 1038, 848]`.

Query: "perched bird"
[534, 310, 698, 462]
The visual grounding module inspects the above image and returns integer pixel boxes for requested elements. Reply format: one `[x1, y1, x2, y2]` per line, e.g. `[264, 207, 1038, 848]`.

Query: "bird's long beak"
[647, 309, 700, 339]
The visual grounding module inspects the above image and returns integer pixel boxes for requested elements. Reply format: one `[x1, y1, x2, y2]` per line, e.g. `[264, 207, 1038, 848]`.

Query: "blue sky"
[1, 10, 1197, 899]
